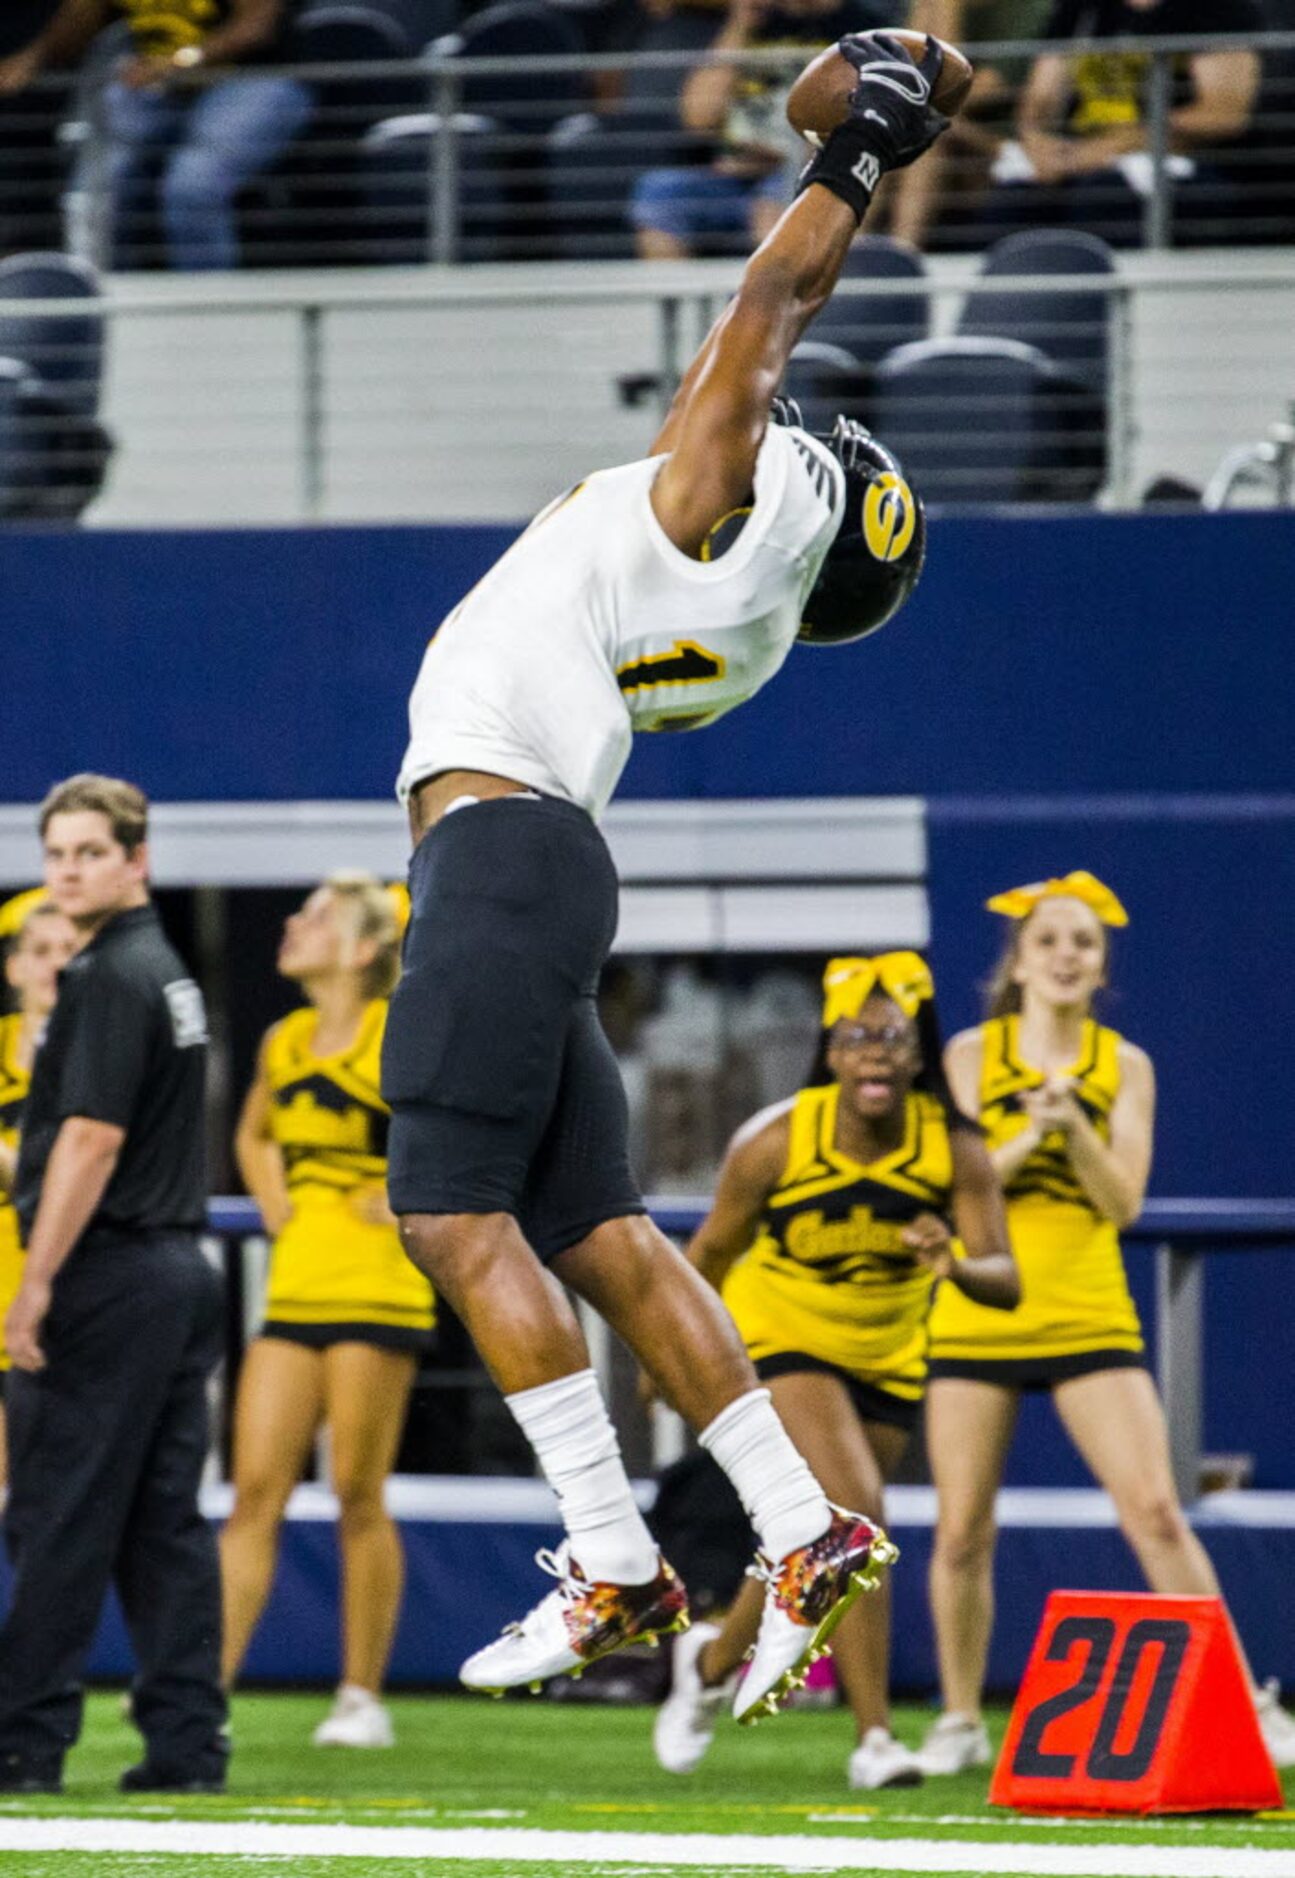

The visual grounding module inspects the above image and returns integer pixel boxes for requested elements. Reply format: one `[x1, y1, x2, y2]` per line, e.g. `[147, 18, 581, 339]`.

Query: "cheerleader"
[655, 953, 1017, 1788]
[920, 872, 1295, 1774]
[220, 874, 433, 1748]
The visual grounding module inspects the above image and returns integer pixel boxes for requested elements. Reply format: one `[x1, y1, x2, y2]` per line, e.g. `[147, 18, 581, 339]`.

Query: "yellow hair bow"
[385, 881, 411, 937]
[822, 951, 934, 1026]
[0, 888, 47, 941]
[985, 871, 1128, 928]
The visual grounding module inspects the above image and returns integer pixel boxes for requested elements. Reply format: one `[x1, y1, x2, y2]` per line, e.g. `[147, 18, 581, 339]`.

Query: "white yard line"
[0, 1818, 1292, 1875]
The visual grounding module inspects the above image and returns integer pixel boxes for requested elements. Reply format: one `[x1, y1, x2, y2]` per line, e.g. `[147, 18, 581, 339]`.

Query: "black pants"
[0, 1232, 226, 1772]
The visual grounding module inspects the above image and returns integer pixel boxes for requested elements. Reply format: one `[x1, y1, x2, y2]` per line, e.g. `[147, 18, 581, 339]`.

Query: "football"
[786, 30, 975, 148]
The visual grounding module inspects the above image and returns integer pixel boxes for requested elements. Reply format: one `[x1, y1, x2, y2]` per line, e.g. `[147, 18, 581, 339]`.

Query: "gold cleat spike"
[528, 1680, 543, 1695]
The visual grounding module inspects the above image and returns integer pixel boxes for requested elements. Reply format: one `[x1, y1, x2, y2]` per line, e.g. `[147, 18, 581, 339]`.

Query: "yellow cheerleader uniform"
[0, 1015, 30, 1373]
[927, 1014, 1144, 1385]
[721, 1081, 956, 1431]
[259, 1001, 434, 1352]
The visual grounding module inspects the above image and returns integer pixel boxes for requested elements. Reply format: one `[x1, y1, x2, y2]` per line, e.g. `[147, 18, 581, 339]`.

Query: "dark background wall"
[5, 510, 1292, 1482]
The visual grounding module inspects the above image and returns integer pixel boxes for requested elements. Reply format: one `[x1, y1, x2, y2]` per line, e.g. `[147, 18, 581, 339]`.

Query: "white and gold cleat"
[734, 1507, 898, 1726]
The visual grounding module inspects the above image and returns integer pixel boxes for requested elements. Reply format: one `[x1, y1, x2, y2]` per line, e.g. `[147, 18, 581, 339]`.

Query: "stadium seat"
[813, 236, 930, 367]
[545, 112, 640, 260]
[420, 2, 589, 257]
[870, 336, 1107, 506]
[544, 6, 720, 259]
[0, 251, 104, 419]
[955, 229, 1115, 395]
[360, 112, 510, 261]
[780, 340, 871, 437]
[290, 1, 414, 58]
[435, 1, 587, 133]
[1225, 0, 1295, 245]
[244, 4, 420, 265]
[0, 357, 41, 520]
[0, 352, 110, 522]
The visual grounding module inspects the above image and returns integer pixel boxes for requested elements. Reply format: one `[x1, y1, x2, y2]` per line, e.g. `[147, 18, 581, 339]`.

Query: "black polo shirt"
[15, 904, 208, 1245]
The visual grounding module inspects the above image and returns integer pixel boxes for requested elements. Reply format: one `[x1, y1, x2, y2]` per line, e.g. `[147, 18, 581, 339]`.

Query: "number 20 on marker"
[990, 1590, 1282, 1814]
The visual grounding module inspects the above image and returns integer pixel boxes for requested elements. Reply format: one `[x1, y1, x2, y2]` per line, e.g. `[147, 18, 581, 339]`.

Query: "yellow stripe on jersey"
[928, 1015, 1142, 1363]
[261, 1001, 434, 1332]
[0, 1013, 31, 1369]
[722, 1083, 954, 1401]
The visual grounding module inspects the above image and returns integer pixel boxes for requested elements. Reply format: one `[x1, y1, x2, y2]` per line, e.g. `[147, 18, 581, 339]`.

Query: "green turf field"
[0, 1691, 1290, 1878]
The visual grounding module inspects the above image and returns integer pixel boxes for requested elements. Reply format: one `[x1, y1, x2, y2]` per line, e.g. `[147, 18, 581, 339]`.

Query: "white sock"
[698, 1387, 831, 1563]
[506, 1368, 658, 1586]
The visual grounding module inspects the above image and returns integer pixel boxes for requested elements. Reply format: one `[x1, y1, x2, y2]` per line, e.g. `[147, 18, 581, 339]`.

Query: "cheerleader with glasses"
[654, 953, 1019, 1789]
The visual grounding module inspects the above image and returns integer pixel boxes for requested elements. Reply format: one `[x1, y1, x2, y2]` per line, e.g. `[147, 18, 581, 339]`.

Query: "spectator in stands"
[630, 0, 890, 258]
[979, 0, 1261, 243]
[916, 872, 1295, 1777]
[220, 876, 433, 1751]
[655, 954, 1018, 1790]
[0, 0, 311, 270]
[885, 0, 1054, 248]
[0, 893, 77, 1494]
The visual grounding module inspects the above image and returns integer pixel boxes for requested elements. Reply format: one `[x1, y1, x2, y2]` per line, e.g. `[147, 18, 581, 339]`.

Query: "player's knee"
[399, 1211, 477, 1279]
[398, 1211, 522, 1309]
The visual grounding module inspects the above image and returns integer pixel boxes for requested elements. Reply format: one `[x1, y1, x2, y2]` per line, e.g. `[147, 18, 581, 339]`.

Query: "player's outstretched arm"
[650, 34, 948, 558]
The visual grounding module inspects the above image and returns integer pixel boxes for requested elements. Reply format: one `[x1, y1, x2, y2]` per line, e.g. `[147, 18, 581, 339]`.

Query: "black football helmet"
[775, 403, 926, 646]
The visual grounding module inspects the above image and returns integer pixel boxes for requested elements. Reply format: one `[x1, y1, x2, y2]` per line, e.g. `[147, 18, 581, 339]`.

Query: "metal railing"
[207, 1193, 1295, 1502]
[2, 30, 1295, 270]
[2, 254, 1293, 521]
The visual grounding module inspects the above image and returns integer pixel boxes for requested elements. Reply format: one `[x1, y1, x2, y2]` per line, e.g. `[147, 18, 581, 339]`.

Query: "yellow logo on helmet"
[862, 473, 916, 563]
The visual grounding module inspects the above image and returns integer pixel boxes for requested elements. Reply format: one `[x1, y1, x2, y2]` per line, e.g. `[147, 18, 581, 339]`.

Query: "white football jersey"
[397, 423, 845, 820]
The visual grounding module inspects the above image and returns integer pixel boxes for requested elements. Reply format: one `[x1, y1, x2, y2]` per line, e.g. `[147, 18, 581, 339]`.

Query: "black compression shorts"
[382, 793, 645, 1262]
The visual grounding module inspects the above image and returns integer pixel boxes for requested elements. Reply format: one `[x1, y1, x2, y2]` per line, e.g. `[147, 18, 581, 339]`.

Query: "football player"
[383, 36, 948, 1719]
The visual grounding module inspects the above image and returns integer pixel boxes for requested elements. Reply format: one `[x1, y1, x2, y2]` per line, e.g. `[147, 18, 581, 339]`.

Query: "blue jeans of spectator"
[85, 74, 315, 270]
[629, 165, 789, 250]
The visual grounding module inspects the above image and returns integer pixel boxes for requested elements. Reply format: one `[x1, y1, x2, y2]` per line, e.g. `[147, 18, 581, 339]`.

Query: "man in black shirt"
[0, 774, 226, 1796]
[986, 0, 1262, 240]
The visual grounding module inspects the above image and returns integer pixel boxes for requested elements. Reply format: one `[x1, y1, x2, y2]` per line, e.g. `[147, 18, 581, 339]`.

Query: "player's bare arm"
[688, 1100, 794, 1291]
[650, 34, 951, 557]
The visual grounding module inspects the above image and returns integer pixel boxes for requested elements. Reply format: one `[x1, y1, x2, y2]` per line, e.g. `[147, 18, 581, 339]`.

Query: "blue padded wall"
[2, 511, 1291, 802]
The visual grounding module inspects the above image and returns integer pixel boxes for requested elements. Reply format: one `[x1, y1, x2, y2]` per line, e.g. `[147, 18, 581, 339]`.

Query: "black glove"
[796, 33, 949, 221]
[838, 31, 950, 172]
